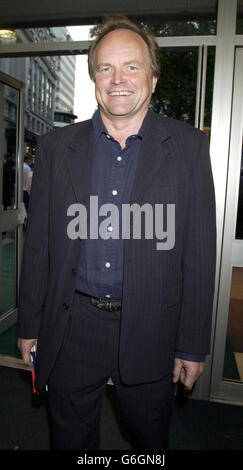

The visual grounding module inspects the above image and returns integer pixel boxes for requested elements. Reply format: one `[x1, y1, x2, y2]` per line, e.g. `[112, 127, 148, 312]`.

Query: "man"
[17, 15, 216, 450]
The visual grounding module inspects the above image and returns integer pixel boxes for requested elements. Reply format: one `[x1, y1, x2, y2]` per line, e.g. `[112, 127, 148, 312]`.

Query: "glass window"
[1, 83, 18, 211]
[150, 46, 215, 131]
[0, 46, 96, 144]
[0, 55, 58, 154]
[136, 1, 217, 36]
[151, 47, 198, 124]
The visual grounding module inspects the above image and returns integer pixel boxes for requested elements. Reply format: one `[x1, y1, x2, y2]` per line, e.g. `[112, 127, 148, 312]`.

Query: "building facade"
[0, 26, 76, 154]
[52, 27, 77, 127]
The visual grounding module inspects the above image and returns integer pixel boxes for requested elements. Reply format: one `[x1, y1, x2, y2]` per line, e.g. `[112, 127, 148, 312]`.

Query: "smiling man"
[17, 15, 216, 450]
[94, 28, 157, 128]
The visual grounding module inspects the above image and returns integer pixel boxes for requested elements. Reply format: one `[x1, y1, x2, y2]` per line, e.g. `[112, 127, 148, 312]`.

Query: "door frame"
[210, 47, 243, 405]
[0, 71, 25, 335]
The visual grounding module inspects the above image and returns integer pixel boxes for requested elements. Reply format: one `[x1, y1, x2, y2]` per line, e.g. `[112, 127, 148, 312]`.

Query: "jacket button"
[72, 268, 77, 276]
[62, 302, 69, 310]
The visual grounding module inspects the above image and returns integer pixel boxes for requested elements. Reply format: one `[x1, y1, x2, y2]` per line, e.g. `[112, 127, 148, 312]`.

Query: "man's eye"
[101, 67, 111, 72]
[127, 65, 137, 71]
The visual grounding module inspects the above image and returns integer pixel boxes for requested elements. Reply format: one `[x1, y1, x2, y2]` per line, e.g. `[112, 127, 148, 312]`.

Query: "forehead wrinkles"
[94, 29, 151, 68]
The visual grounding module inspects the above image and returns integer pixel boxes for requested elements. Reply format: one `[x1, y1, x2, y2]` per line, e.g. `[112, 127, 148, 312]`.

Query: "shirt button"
[112, 190, 118, 195]
[105, 262, 111, 268]
[107, 226, 113, 232]
[106, 134, 111, 139]
[117, 156, 122, 161]
[105, 294, 111, 298]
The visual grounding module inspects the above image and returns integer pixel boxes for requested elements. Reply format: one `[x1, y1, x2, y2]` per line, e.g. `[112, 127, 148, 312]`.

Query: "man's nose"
[111, 68, 125, 84]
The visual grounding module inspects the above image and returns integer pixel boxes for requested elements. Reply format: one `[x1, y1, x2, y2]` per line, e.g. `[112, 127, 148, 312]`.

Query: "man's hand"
[172, 358, 204, 391]
[18, 338, 38, 367]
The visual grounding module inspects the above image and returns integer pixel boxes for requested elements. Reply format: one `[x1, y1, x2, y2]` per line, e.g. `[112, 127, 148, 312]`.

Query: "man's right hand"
[18, 338, 38, 367]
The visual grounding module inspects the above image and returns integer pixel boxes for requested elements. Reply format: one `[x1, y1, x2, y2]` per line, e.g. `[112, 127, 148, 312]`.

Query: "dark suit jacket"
[17, 111, 216, 390]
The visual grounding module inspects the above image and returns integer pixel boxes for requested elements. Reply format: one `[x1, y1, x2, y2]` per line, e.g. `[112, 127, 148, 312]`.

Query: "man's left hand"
[172, 358, 205, 391]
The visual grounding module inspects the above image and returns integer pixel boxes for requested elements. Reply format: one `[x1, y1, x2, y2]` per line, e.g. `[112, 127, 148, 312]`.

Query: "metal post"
[193, 0, 238, 401]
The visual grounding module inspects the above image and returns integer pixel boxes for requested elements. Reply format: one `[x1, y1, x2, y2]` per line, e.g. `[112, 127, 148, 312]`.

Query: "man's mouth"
[108, 91, 133, 96]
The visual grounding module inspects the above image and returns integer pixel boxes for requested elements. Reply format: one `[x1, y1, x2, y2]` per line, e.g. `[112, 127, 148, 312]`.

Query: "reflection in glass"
[0, 229, 17, 316]
[1, 85, 18, 210]
[223, 267, 243, 382]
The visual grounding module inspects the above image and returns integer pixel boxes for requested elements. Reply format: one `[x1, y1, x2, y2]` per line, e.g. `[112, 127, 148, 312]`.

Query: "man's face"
[94, 29, 158, 121]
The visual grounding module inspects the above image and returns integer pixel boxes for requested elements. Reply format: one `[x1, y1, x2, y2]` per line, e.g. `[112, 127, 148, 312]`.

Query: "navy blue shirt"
[75, 108, 146, 301]
[75, 109, 205, 363]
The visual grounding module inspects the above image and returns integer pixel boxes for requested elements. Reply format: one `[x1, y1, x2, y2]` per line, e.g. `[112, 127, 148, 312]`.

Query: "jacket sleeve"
[175, 131, 216, 355]
[17, 136, 50, 339]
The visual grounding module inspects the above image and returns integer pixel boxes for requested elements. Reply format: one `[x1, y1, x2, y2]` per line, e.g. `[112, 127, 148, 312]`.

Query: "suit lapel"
[130, 113, 172, 205]
[64, 113, 172, 207]
[65, 120, 94, 206]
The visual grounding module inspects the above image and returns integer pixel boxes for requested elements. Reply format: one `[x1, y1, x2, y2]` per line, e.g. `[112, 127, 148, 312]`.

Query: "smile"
[108, 91, 133, 96]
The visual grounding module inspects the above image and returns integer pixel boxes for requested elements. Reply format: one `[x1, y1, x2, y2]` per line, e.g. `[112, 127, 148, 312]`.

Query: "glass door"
[0, 71, 25, 368]
[210, 48, 243, 404]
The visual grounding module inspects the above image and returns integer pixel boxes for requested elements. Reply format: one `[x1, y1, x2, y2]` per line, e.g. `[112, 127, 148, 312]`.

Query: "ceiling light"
[0, 30, 18, 42]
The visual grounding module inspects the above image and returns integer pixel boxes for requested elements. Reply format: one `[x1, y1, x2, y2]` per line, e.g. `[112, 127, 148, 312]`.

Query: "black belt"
[78, 291, 122, 311]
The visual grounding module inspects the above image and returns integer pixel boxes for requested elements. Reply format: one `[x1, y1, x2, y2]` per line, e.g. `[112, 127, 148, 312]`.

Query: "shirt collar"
[92, 108, 108, 141]
[91, 108, 152, 143]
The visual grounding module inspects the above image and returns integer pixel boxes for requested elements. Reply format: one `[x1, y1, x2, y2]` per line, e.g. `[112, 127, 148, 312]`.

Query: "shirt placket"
[99, 138, 128, 300]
